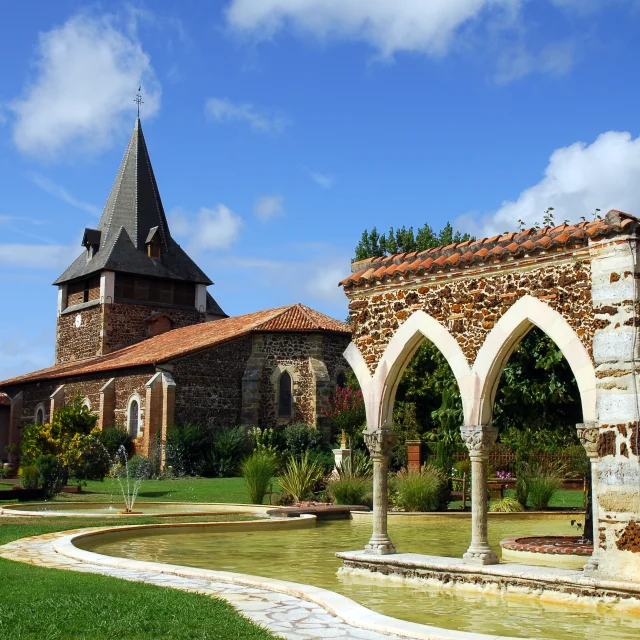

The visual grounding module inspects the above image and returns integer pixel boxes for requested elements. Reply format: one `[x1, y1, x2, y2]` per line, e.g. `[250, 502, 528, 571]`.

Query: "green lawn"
[0, 476, 280, 505]
[0, 514, 276, 639]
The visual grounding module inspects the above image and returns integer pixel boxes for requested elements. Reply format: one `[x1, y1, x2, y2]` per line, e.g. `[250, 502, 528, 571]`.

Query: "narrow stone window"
[278, 371, 293, 417]
[35, 407, 44, 425]
[128, 399, 139, 438]
[336, 372, 347, 389]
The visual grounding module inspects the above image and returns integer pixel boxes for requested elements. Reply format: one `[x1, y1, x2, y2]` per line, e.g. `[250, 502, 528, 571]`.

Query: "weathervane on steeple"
[134, 87, 144, 117]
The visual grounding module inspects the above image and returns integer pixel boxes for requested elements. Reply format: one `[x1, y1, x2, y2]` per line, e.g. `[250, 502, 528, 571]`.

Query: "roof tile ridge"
[102, 226, 127, 264]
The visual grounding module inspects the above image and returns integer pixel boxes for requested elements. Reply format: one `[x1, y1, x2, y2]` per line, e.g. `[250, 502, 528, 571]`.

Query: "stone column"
[364, 426, 397, 555]
[49, 385, 65, 420]
[460, 424, 499, 565]
[577, 422, 599, 568]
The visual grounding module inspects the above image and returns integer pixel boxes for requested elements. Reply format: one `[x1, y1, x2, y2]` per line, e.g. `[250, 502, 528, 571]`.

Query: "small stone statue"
[341, 429, 347, 449]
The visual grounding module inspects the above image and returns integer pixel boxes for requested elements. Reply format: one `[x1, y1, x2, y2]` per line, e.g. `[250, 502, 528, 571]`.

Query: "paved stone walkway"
[0, 530, 406, 640]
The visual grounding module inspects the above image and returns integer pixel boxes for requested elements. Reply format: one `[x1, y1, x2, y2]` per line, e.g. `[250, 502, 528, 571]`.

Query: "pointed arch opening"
[278, 371, 293, 418]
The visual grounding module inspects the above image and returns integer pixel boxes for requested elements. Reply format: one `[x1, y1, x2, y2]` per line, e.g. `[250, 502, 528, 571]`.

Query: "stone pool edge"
[336, 550, 640, 612]
[0, 501, 274, 518]
[49, 519, 520, 640]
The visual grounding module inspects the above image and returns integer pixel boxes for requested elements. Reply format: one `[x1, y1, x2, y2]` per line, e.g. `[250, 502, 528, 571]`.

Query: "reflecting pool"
[78, 514, 640, 639]
[2, 502, 265, 516]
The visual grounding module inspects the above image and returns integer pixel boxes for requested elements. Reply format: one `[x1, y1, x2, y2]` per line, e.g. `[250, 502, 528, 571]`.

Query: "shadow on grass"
[136, 491, 172, 498]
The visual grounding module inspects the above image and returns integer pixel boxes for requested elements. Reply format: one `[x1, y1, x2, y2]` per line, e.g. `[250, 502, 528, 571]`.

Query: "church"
[0, 118, 351, 462]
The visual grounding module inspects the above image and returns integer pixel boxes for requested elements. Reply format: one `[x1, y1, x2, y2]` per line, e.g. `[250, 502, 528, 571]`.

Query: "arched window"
[336, 372, 347, 389]
[278, 371, 293, 417]
[35, 406, 45, 425]
[128, 399, 139, 438]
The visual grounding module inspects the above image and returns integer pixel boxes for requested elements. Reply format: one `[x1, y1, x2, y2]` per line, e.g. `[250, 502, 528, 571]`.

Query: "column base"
[463, 546, 499, 565]
[582, 556, 599, 576]
[364, 535, 396, 555]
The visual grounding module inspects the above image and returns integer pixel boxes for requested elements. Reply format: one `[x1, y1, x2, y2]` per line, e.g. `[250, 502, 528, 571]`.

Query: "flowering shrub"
[321, 386, 365, 442]
[21, 396, 108, 482]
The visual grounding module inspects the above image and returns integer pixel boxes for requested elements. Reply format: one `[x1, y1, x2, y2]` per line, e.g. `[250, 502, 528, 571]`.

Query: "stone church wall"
[56, 304, 103, 364]
[104, 302, 205, 352]
[171, 336, 253, 429]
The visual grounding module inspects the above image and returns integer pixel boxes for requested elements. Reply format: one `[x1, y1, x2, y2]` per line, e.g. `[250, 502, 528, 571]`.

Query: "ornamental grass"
[242, 451, 277, 505]
[394, 464, 446, 512]
[277, 452, 324, 503]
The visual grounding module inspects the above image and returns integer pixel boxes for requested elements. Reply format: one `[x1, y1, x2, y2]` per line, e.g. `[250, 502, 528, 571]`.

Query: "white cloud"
[172, 204, 245, 251]
[31, 174, 100, 216]
[205, 97, 291, 134]
[309, 170, 335, 189]
[457, 131, 640, 237]
[11, 13, 161, 157]
[0, 244, 76, 269]
[253, 195, 285, 221]
[494, 38, 579, 84]
[226, 0, 519, 58]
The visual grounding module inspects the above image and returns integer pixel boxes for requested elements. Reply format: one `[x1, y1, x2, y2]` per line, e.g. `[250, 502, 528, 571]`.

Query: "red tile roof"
[0, 304, 351, 386]
[0, 393, 10, 406]
[340, 210, 639, 289]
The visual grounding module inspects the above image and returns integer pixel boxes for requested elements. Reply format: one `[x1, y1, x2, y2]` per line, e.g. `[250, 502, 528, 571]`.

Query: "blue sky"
[1, 0, 640, 380]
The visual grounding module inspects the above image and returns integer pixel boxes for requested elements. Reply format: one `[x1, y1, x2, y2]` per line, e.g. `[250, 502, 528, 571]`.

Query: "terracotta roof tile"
[340, 210, 639, 288]
[0, 304, 351, 387]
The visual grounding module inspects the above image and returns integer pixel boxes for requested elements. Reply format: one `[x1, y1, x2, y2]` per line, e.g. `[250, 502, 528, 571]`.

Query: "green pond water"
[4, 502, 257, 516]
[78, 514, 640, 639]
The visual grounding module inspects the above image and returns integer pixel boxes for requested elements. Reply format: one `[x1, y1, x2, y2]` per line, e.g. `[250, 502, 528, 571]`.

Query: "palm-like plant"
[278, 452, 324, 503]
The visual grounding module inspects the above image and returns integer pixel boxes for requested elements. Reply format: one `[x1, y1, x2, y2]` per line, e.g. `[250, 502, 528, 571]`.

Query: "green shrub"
[564, 445, 590, 479]
[395, 464, 446, 512]
[278, 452, 324, 503]
[336, 450, 373, 479]
[99, 428, 134, 458]
[165, 423, 212, 476]
[18, 465, 39, 490]
[242, 451, 277, 505]
[327, 477, 372, 506]
[309, 450, 334, 475]
[65, 434, 111, 481]
[283, 423, 322, 457]
[522, 461, 565, 510]
[35, 455, 65, 499]
[210, 426, 251, 477]
[489, 497, 524, 512]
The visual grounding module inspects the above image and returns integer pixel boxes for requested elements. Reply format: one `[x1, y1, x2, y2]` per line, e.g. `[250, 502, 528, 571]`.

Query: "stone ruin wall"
[347, 256, 597, 372]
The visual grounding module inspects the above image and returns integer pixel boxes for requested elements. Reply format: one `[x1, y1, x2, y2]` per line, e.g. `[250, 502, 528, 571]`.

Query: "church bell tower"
[53, 118, 226, 364]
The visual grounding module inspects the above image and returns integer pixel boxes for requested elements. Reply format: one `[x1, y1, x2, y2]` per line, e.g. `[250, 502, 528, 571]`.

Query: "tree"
[354, 220, 473, 261]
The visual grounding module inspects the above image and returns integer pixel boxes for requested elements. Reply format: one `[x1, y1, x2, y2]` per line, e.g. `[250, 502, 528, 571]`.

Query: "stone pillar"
[161, 372, 176, 469]
[144, 373, 163, 457]
[460, 424, 499, 565]
[589, 222, 640, 583]
[364, 426, 397, 555]
[241, 336, 264, 427]
[98, 378, 116, 431]
[49, 385, 65, 419]
[8, 392, 23, 464]
[406, 439, 423, 472]
[577, 422, 599, 555]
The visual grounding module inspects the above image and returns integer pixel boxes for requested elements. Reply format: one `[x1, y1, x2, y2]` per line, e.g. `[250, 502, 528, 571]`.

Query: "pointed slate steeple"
[54, 118, 212, 286]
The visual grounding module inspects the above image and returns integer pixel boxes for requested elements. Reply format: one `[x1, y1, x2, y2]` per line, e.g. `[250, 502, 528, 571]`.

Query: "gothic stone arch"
[341, 210, 640, 582]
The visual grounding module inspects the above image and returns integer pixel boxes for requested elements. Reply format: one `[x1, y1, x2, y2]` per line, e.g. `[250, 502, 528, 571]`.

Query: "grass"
[0, 515, 276, 639]
[0, 476, 281, 505]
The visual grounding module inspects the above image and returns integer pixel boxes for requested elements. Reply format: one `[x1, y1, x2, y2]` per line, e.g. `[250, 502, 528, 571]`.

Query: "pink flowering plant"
[321, 386, 366, 445]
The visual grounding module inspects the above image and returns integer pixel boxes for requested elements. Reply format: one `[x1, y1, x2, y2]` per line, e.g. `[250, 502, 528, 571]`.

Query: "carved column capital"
[577, 422, 599, 459]
[460, 425, 498, 459]
[364, 428, 397, 459]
